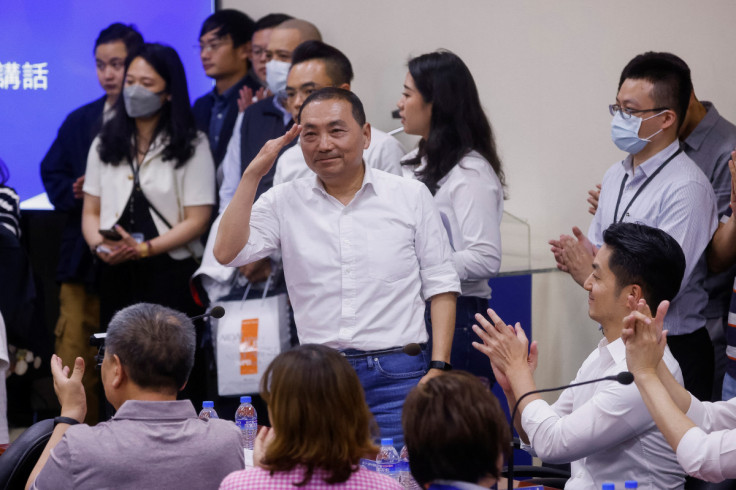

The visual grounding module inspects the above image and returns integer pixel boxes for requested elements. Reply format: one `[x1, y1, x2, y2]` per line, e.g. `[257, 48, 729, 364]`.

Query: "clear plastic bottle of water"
[398, 445, 421, 489]
[235, 396, 258, 449]
[198, 401, 218, 420]
[624, 482, 638, 489]
[376, 438, 400, 481]
[234, 396, 258, 467]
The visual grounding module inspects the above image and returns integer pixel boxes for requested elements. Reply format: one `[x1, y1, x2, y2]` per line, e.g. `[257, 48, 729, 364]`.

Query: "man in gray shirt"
[26, 303, 243, 490]
[584, 53, 736, 400]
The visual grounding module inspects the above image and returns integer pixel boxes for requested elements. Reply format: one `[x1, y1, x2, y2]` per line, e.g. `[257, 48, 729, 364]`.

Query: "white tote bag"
[212, 292, 290, 396]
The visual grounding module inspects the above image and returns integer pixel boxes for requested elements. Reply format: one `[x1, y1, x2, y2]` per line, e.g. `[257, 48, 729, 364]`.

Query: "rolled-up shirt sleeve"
[520, 383, 650, 464]
[677, 427, 736, 481]
[413, 183, 461, 299]
[676, 395, 736, 481]
[225, 186, 282, 268]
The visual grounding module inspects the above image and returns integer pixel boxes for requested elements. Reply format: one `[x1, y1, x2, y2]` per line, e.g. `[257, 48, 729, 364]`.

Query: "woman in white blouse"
[82, 43, 215, 328]
[397, 50, 505, 385]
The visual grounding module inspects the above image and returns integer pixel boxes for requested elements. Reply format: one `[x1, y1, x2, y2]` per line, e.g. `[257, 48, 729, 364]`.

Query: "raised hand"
[587, 183, 602, 215]
[471, 308, 536, 377]
[622, 299, 669, 376]
[560, 226, 597, 285]
[237, 86, 269, 113]
[50, 354, 86, 423]
[244, 124, 301, 180]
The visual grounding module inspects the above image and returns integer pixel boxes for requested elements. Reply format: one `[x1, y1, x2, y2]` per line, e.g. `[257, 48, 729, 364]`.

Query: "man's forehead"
[268, 28, 301, 50]
[287, 60, 330, 87]
[301, 99, 356, 126]
[617, 78, 654, 104]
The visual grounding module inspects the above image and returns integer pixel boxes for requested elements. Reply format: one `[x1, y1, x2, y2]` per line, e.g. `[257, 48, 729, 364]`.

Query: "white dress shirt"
[588, 140, 718, 336]
[273, 127, 405, 185]
[401, 149, 503, 298]
[225, 165, 461, 350]
[676, 395, 736, 481]
[83, 133, 215, 260]
[521, 337, 685, 489]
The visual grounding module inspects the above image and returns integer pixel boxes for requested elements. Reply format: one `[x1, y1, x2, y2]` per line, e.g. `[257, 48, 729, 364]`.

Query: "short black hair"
[403, 371, 510, 485]
[618, 52, 693, 131]
[602, 222, 686, 307]
[200, 9, 255, 48]
[298, 87, 366, 126]
[254, 13, 293, 32]
[106, 303, 195, 393]
[94, 23, 143, 54]
[291, 41, 353, 86]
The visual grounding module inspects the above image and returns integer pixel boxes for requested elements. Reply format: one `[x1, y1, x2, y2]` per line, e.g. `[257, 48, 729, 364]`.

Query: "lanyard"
[613, 148, 682, 223]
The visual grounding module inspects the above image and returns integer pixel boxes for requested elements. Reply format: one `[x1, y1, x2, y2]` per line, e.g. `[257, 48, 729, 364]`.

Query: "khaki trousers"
[54, 283, 101, 424]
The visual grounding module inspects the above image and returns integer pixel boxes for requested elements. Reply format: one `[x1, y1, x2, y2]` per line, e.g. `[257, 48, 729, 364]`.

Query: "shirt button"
[217, 113, 223, 119]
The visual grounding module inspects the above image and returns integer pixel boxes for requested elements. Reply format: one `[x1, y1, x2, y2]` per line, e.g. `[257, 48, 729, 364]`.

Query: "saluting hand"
[243, 124, 301, 180]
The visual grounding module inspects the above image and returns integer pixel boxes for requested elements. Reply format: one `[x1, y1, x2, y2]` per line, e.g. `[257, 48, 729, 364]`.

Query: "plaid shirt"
[219, 465, 402, 490]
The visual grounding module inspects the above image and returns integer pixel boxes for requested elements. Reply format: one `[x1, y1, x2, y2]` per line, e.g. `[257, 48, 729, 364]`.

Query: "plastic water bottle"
[398, 445, 420, 489]
[602, 484, 615, 490]
[624, 482, 638, 489]
[376, 438, 400, 480]
[235, 396, 258, 450]
[198, 401, 218, 420]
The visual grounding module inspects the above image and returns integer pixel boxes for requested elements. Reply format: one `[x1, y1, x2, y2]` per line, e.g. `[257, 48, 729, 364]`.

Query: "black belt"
[339, 343, 426, 359]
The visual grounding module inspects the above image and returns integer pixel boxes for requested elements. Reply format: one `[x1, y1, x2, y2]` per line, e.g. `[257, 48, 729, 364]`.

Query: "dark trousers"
[426, 296, 496, 387]
[98, 254, 207, 417]
[668, 327, 714, 401]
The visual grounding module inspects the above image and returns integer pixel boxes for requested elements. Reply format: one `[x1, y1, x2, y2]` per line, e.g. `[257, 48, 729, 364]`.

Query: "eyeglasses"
[95, 345, 105, 369]
[609, 104, 669, 120]
[251, 46, 268, 58]
[196, 39, 229, 53]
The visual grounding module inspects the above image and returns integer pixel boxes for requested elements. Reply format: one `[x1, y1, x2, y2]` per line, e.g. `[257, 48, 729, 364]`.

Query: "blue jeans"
[342, 345, 429, 448]
[723, 372, 736, 401]
[426, 296, 495, 387]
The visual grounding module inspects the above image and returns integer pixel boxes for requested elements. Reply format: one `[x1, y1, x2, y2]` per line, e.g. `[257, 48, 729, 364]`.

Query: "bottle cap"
[602, 484, 615, 490]
[380, 438, 394, 446]
[240, 396, 252, 403]
[624, 482, 638, 489]
[203, 401, 214, 408]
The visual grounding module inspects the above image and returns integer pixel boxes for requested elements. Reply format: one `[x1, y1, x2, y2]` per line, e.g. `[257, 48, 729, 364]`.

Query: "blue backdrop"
[0, 0, 214, 201]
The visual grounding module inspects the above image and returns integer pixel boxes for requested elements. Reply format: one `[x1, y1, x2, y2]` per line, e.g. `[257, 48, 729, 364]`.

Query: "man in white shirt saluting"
[214, 87, 460, 446]
[474, 222, 687, 489]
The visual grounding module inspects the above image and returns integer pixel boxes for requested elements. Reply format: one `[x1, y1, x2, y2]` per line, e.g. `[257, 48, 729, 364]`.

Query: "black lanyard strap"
[613, 148, 682, 223]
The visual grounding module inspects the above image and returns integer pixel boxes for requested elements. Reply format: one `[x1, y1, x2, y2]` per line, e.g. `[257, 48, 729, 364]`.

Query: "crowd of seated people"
[4, 5, 736, 489]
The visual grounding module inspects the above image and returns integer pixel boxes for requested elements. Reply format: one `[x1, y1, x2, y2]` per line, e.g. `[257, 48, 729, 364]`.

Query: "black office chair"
[0, 419, 54, 490]
[502, 438, 571, 489]
[685, 476, 736, 490]
[502, 464, 570, 489]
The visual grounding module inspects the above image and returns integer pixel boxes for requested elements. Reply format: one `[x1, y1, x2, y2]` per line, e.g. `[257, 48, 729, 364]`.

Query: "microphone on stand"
[190, 305, 226, 322]
[505, 371, 634, 490]
[90, 306, 228, 346]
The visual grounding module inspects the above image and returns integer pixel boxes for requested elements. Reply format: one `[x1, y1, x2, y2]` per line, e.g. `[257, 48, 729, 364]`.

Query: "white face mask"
[265, 60, 291, 96]
[610, 110, 666, 154]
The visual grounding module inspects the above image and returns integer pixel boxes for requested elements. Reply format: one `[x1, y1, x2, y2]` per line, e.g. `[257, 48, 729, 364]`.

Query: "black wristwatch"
[429, 360, 453, 371]
[54, 416, 81, 427]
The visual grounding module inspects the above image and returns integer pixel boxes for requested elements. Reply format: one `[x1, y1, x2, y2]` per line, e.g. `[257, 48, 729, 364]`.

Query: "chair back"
[0, 419, 54, 489]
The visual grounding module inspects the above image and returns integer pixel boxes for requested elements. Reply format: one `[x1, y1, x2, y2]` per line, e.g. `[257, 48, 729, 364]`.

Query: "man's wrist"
[54, 415, 82, 426]
[429, 360, 452, 371]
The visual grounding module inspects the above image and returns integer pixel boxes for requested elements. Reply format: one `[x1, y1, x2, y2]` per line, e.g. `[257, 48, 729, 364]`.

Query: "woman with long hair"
[219, 344, 401, 489]
[82, 43, 215, 327]
[397, 50, 505, 385]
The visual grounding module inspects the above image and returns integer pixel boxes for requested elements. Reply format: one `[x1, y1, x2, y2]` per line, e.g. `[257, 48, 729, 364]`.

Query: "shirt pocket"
[365, 226, 416, 283]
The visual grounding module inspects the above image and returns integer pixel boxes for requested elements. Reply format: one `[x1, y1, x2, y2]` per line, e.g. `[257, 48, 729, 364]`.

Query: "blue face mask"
[610, 111, 666, 154]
